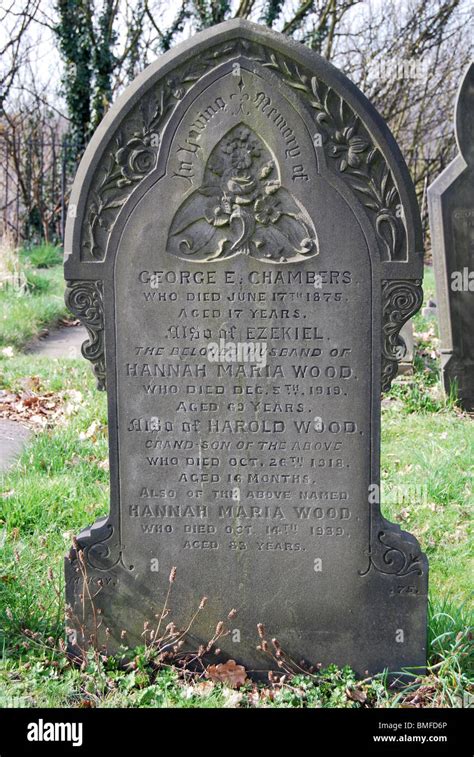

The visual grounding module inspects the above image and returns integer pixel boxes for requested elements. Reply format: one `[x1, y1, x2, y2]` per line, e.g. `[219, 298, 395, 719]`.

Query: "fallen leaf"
[0, 386, 90, 430]
[206, 659, 247, 688]
[396, 508, 411, 521]
[192, 681, 215, 698]
[222, 688, 243, 707]
[346, 686, 367, 704]
[79, 420, 102, 441]
[21, 376, 41, 391]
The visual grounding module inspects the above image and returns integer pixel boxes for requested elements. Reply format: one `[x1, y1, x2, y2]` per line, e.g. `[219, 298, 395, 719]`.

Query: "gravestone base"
[66, 518, 427, 678]
[442, 353, 474, 411]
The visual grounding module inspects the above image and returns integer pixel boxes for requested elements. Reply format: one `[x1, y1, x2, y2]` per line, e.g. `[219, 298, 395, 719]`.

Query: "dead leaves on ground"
[79, 420, 106, 442]
[58, 318, 80, 328]
[345, 685, 367, 704]
[184, 681, 244, 707]
[0, 376, 84, 429]
[206, 659, 247, 688]
[397, 681, 443, 708]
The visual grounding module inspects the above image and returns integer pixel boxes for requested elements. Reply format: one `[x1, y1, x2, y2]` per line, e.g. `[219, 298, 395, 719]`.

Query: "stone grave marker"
[428, 63, 474, 411]
[64, 20, 428, 676]
[398, 320, 415, 375]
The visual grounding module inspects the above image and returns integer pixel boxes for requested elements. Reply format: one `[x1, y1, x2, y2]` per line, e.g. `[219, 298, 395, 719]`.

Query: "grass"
[0, 262, 472, 707]
[0, 243, 70, 351]
[19, 244, 63, 269]
[0, 652, 391, 709]
[381, 412, 473, 602]
[381, 264, 473, 604]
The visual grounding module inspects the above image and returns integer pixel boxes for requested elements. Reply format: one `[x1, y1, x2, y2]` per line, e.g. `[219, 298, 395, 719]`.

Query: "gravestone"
[64, 20, 427, 676]
[422, 298, 437, 319]
[398, 321, 415, 375]
[428, 63, 474, 411]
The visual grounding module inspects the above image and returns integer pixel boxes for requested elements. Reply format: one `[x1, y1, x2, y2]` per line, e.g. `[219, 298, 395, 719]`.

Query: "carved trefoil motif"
[167, 124, 318, 263]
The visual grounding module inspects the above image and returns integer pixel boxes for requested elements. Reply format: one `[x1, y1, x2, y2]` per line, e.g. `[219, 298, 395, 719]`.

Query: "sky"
[0, 0, 371, 114]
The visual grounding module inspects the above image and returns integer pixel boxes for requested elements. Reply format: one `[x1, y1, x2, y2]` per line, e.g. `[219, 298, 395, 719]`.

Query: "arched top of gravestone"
[455, 61, 474, 165]
[64, 19, 422, 279]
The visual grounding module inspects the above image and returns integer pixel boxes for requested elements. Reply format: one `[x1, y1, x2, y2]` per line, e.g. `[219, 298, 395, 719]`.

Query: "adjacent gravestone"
[64, 20, 427, 676]
[422, 298, 437, 319]
[428, 63, 474, 411]
[398, 321, 415, 375]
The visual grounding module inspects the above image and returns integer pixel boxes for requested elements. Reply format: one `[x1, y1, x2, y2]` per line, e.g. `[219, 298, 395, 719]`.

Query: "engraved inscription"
[117, 256, 368, 569]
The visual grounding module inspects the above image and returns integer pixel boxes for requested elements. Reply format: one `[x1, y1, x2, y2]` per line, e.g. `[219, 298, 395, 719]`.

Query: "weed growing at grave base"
[0, 598, 471, 708]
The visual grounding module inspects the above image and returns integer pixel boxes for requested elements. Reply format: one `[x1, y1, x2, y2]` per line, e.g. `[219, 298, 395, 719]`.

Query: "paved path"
[1, 323, 87, 473]
[26, 323, 88, 358]
[0, 419, 31, 472]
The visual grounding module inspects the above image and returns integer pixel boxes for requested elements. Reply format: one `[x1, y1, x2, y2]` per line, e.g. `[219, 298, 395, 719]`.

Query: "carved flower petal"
[265, 180, 281, 195]
[236, 128, 250, 142]
[348, 137, 368, 153]
[115, 148, 128, 166]
[348, 153, 361, 168]
[127, 137, 146, 149]
[227, 177, 256, 194]
[259, 161, 275, 179]
[213, 215, 230, 227]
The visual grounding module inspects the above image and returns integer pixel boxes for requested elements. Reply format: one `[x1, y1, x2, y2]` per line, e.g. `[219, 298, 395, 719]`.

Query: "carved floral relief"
[167, 125, 318, 263]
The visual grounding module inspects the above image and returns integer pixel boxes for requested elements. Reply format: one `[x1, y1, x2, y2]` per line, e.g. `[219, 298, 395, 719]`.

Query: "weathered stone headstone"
[428, 63, 474, 410]
[422, 297, 437, 319]
[398, 321, 415, 375]
[64, 20, 427, 676]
